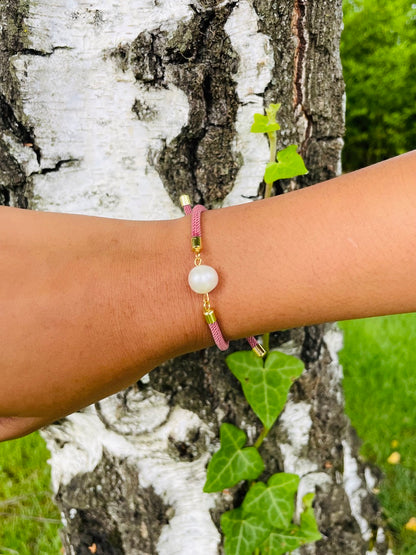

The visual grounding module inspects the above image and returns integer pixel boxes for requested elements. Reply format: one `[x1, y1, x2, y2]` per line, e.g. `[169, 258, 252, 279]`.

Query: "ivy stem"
[262, 332, 270, 353]
[254, 426, 270, 450]
[261, 130, 277, 353]
[264, 130, 277, 199]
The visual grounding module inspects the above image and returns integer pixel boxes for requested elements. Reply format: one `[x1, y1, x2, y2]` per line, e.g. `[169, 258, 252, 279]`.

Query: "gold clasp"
[203, 293, 211, 311]
[180, 194, 191, 208]
[191, 236, 202, 253]
[203, 294, 217, 324]
[252, 343, 267, 358]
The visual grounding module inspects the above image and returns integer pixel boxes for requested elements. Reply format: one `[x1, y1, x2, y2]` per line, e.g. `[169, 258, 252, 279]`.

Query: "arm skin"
[1, 150, 416, 440]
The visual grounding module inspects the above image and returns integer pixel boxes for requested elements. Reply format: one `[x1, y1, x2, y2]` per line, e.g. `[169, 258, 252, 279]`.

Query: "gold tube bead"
[252, 343, 267, 358]
[179, 194, 191, 208]
[204, 309, 217, 325]
[191, 236, 202, 253]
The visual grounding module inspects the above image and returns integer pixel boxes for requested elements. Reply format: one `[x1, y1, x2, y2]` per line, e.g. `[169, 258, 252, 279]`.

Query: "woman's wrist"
[121, 214, 213, 371]
[0, 208, 210, 419]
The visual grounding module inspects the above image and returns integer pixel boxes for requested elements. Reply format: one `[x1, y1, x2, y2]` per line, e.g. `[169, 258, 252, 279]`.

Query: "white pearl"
[188, 265, 219, 294]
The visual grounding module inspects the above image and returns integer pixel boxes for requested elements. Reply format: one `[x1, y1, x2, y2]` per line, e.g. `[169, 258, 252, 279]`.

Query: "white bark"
[11, 0, 274, 217]
[44, 401, 220, 554]
[14, 0, 193, 219]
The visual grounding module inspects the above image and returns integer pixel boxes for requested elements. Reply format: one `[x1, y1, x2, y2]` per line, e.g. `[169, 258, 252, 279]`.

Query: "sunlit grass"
[339, 313, 416, 554]
[0, 432, 62, 554]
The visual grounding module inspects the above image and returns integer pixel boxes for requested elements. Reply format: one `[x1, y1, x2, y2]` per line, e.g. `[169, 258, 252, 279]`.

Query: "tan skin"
[1, 150, 416, 441]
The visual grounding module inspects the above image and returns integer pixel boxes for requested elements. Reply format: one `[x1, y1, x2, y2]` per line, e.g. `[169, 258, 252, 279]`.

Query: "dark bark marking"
[57, 451, 170, 555]
[0, 2, 32, 207]
[291, 0, 313, 154]
[132, 98, 158, 122]
[0, 6, 79, 207]
[94, 383, 172, 436]
[168, 427, 204, 462]
[252, 0, 344, 194]
[19, 45, 74, 56]
[157, 5, 241, 207]
[301, 324, 324, 363]
[130, 32, 167, 86]
[36, 158, 80, 176]
[292, 0, 307, 108]
[107, 4, 241, 207]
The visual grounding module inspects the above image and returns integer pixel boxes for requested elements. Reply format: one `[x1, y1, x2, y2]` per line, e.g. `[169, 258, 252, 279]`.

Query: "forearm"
[0, 209, 201, 418]
[1, 151, 416, 428]
[206, 150, 416, 339]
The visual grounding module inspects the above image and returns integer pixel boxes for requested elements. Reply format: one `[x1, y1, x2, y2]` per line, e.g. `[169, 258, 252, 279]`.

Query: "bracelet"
[180, 195, 266, 358]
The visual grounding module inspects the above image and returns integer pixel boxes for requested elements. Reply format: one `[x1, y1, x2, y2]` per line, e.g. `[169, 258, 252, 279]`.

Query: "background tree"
[341, 0, 416, 171]
[0, 1, 390, 553]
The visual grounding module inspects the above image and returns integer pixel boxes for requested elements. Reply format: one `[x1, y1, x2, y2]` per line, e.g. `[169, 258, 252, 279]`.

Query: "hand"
[0, 415, 54, 441]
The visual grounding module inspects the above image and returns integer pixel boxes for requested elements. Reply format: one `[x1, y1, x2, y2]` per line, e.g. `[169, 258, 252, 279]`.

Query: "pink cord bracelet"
[180, 195, 266, 358]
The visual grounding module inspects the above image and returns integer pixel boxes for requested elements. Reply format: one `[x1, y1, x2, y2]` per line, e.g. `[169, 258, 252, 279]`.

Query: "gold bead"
[191, 236, 202, 253]
[252, 343, 267, 358]
[180, 194, 191, 208]
[204, 309, 217, 325]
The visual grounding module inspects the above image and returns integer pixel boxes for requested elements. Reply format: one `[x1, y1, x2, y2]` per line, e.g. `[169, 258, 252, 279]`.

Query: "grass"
[339, 313, 416, 554]
[1, 314, 416, 553]
[0, 432, 62, 554]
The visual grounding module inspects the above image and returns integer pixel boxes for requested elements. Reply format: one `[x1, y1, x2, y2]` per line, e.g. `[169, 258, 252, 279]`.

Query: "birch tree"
[0, 1, 391, 553]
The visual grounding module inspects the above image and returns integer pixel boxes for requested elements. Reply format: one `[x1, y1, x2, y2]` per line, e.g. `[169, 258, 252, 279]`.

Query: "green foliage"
[341, 0, 416, 170]
[203, 104, 320, 554]
[204, 339, 319, 554]
[226, 351, 304, 429]
[251, 113, 281, 134]
[298, 492, 322, 543]
[339, 314, 416, 553]
[221, 490, 322, 555]
[242, 473, 299, 529]
[0, 433, 62, 554]
[250, 103, 281, 134]
[203, 423, 264, 493]
[264, 145, 308, 184]
[259, 528, 303, 555]
[221, 507, 271, 555]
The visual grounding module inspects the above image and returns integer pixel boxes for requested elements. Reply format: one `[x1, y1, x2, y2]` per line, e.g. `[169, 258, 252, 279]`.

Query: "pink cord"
[208, 322, 229, 351]
[191, 204, 206, 236]
[180, 195, 266, 357]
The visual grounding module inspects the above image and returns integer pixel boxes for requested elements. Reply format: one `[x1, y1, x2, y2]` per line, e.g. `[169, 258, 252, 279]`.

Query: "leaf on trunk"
[226, 350, 304, 429]
[259, 527, 303, 554]
[251, 113, 280, 134]
[242, 473, 299, 529]
[298, 493, 322, 543]
[259, 493, 321, 553]
[264, 144, 308, 183]
[221, 507, 271, 555]
[203, 423, 264, 493]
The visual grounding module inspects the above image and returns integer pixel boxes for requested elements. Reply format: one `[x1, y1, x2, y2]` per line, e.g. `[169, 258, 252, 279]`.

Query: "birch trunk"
[0, 1, 390, 553]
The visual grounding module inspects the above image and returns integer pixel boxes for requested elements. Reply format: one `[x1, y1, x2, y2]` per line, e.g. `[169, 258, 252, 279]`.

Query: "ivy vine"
[203, 104, 321, 554]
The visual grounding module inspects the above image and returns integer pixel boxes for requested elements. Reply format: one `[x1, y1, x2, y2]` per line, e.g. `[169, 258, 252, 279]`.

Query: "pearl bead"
[188, 265, 219, 294]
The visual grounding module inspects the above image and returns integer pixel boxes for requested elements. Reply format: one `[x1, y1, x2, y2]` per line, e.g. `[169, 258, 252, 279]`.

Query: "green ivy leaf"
[265, 102, 281, 122]
[203, 423, 264, 493]
[251, 113, 281, 134]
[259, 493, 321, 553]
[221, 507, 271, 555]
[264, 144, 308, 183]
[242, 473, 300, 529]
[226, 351, 304, 429]
[298, 493, 322, 543]
[260, 527, 303, 554]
